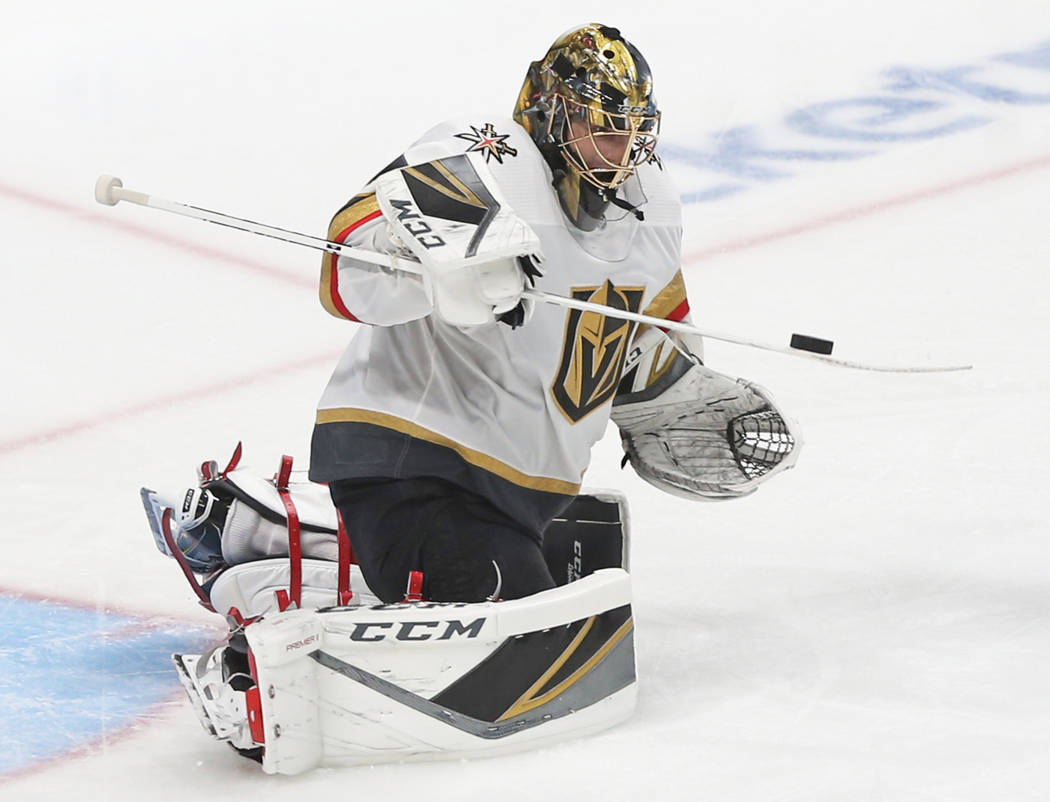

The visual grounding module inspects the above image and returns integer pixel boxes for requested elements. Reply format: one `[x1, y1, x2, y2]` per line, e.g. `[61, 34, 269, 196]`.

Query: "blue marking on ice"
[669, 39, 1050, 204]
[0, 594, 216, 776]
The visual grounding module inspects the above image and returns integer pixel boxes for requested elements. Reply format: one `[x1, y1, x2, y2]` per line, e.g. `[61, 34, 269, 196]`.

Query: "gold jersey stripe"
[327, 193, 380, 240]
[315, 408, 582, 496]
[319, 256, 352, 320]
[642, 269, 687, 320]
[320, 194, 382, 320]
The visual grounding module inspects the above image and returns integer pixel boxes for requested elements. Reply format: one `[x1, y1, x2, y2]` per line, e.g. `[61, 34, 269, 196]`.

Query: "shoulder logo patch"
[455, 123, 518, 164]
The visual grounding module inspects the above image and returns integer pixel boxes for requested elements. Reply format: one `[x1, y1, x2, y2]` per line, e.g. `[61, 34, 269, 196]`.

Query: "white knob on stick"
[95, 174, 124, 205]
[94, 174, 149, 206]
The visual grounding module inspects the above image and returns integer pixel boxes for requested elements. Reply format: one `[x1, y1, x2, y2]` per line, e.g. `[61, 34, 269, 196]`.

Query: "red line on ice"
[0, 349, 343, 457]
[0, 590, 224, 784]
[0, 181, 313, 289]
[0, 689, 187, 786]
[0, 585, 223, 629]
[2, 153, 1048, 459]
[681, 152, 1050, 264]
[1, 145, 1045, 785]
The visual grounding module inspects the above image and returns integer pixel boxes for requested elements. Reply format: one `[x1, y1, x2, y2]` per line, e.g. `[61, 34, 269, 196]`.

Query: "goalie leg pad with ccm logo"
[178, 569, 636, 774]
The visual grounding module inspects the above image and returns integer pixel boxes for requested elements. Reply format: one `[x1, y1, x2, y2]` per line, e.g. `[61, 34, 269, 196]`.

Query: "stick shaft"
[115, 187, 399, 269]
[102, 179, 971, 374]
[526, 291, 969, 373]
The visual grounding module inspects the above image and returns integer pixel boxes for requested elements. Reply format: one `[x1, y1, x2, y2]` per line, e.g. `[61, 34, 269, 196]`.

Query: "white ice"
[1, 1, 1048, 799]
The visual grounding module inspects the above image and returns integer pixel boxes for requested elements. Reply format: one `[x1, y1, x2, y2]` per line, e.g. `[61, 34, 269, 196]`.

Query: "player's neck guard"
[550, 158, 647, 259]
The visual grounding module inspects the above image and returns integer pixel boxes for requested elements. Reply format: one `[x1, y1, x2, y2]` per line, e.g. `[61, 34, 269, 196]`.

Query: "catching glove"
[611, 329, 801, 499]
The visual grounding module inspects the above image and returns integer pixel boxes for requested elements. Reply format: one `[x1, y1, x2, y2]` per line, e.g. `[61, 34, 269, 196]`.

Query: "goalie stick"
[94, 175, 972, 374]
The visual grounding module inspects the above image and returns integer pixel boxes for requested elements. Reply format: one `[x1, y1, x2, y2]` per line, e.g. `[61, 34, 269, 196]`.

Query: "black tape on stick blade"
[790, 333, 834, 355]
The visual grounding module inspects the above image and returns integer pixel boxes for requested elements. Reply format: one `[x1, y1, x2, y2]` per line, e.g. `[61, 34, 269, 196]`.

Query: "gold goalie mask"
[513, 24, 661, 230]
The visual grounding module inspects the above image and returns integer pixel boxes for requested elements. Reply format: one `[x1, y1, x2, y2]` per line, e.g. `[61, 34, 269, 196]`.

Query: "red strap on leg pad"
[336, 511, 354, 606]
[161, 507, 217, 612]
[274, 455, 302, 609]
[223, 441, 244, 477]
[404, 571, 424, 602]
[245, 686, 266, 745]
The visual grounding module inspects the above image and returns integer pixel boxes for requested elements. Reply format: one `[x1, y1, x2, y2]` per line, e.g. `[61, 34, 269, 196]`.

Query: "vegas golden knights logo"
[552, 281, 645, 423]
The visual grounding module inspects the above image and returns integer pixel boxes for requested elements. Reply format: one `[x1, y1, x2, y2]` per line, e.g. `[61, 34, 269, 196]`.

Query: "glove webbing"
[729, 410, 796, 479]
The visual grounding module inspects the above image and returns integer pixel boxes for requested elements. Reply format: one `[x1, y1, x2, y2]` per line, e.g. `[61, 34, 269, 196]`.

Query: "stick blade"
[790, 333, 834, 355]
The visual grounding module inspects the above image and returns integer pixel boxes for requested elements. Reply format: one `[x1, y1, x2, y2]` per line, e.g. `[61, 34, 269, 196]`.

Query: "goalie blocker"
[372, 152, 544, 328]
[144, 447, 635, 772]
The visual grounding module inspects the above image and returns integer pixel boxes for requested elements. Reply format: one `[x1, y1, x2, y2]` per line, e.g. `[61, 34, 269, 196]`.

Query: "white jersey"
[310, 117, 689, 535]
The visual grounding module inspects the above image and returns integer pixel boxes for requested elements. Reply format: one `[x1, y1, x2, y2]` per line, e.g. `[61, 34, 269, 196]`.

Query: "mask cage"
[548, 94, 660, 190]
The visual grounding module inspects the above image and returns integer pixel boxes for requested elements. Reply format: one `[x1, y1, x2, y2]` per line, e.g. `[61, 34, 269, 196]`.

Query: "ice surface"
[1, 1, 1048, 799]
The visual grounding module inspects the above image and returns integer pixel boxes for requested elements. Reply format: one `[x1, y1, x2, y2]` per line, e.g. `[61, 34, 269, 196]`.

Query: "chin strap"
[552, 166, 646, 226]
[605, 187, 645, 221]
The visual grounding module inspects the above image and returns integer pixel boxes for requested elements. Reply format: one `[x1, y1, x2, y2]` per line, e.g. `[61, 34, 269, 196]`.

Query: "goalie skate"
[172, 649, 257, 751]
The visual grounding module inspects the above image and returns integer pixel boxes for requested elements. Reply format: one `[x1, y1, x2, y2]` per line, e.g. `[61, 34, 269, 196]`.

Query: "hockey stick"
[94, 175, 972, 373]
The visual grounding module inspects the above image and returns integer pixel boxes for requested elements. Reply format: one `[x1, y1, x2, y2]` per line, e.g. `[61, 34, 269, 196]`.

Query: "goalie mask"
[513, 24, 660, 232]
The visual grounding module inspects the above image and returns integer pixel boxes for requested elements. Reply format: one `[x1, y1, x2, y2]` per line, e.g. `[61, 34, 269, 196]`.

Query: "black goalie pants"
[329, 477, 556, 604]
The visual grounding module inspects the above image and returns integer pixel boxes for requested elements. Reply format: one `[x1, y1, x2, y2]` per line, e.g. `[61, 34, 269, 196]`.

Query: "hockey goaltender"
[140, 23, 799, 773]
